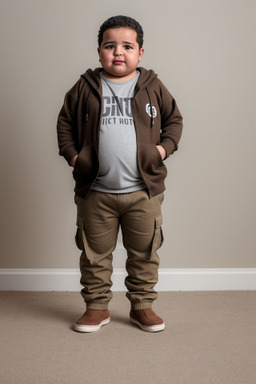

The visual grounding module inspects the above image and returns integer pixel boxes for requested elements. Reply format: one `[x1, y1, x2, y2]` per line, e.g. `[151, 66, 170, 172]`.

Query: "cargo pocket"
[75, 215, 96, 265]
[149, 215, 164, 260]
[75, 215, 85, 251]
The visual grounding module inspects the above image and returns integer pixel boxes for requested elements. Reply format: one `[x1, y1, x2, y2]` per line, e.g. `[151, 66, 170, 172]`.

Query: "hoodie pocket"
[139, 143, 167, 178]
[73, 144, 98, 183]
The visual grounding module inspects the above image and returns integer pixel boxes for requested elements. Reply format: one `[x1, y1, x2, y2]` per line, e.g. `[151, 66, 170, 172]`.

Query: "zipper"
[132, 98, 152, 198]
[87, 90, 102, 195]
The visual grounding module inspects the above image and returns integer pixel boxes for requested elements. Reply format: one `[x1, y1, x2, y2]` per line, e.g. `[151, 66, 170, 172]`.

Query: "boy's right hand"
[70, 155, 78, 167]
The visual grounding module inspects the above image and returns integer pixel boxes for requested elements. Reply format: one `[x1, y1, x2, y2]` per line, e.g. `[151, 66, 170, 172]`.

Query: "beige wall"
[0, 0, 255, 269]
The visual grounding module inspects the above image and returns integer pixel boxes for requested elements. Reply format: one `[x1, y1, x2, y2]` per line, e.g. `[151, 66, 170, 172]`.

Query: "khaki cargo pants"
[74, 189, 164, 310]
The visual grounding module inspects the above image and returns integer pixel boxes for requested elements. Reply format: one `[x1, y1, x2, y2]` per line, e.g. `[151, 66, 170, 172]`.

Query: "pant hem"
[130, 301, 153, 310]
[86, 302, 109, 310]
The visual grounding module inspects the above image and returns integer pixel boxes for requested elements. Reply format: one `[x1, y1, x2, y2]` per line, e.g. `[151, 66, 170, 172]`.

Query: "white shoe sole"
[73, 317, 110, 333]
[130, 317, 165, 332]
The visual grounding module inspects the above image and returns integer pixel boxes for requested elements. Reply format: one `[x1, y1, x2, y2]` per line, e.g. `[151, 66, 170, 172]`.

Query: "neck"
[101, 70, 138, 82]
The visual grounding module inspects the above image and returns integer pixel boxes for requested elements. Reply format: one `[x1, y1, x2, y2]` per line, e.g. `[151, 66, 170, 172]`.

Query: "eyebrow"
[102, 41, 135, 46]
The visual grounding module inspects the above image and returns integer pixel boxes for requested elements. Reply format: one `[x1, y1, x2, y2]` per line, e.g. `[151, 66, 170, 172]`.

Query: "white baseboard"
[0, 268, 256, 291]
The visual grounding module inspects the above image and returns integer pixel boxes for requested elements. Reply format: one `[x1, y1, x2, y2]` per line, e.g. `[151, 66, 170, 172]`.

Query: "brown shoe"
[73, 309, 110, 333]
[130, 308, 165, 332]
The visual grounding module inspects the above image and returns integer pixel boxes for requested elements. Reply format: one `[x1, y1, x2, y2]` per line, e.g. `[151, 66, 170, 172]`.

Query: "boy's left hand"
[156, 145, 166, 160]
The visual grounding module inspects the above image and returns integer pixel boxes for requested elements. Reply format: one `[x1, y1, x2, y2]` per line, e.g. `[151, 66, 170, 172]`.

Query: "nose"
[114, 46, 123, 56]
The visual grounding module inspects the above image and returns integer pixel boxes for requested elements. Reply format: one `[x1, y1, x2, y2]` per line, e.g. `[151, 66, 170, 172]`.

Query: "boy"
[57, 15, 183, 333]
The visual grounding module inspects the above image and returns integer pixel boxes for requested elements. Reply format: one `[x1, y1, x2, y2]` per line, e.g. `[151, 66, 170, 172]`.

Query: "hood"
[81, 68, 102, 91]
[136, 67, 158, 90]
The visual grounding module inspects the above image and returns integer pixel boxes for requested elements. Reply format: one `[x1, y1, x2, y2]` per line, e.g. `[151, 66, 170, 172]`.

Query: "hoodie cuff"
[61, 148, 79, 166]
[160, 140, 177, 158]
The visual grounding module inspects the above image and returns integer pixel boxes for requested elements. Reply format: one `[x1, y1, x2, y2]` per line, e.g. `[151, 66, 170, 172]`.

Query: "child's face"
[98, 27, 144, 81]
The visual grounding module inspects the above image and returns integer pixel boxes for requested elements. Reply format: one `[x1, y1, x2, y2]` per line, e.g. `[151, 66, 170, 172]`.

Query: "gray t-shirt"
[92, 72, 146, 193]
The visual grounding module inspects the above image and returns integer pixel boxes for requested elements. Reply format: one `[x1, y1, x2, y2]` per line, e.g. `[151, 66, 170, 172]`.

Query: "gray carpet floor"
[0, 291, 255, 384]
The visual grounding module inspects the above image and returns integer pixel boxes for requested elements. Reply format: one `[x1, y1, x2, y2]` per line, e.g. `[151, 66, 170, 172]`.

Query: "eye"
[105, 45, 115, 50]
[124, 45, 133, 50]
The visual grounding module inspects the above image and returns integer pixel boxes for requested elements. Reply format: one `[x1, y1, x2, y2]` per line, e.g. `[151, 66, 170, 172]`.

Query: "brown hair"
[98, 15, 144, 49]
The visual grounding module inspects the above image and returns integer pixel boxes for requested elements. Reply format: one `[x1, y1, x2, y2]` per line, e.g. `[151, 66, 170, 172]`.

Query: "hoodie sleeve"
[56, 83, 80, 165]
[158, 80, 183, 158]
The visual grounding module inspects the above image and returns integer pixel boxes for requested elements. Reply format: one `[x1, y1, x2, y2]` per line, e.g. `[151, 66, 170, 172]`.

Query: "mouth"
[113, 60, 124, 65]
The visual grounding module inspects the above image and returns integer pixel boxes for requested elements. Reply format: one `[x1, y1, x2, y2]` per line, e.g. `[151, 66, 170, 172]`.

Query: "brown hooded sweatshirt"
[57, 67, 183, 198]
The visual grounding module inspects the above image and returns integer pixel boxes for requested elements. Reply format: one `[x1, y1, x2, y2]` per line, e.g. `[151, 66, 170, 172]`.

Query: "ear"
[97, 47, 101, 62]
[138, 47, 144, 62]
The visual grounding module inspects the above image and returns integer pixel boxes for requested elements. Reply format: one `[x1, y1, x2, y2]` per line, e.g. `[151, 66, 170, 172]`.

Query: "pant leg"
[74, 191, 119, 310]
[120, 190, 164, 310]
